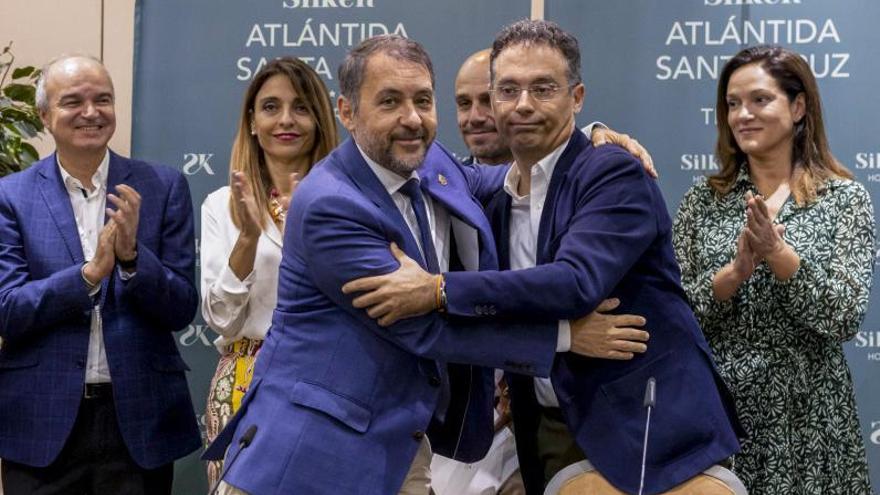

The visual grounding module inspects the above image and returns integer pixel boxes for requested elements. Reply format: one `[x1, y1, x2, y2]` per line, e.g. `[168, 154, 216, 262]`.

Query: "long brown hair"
[229, 57, 338, 228]
[711, 45, 851, 204]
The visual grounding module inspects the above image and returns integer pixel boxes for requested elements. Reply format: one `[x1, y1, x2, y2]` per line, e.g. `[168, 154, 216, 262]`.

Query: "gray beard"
[357, 131, 428, 177]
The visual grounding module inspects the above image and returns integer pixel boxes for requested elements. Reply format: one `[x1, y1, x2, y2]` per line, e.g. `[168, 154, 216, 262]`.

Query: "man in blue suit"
[345, 21, 743, 495]
[0, 55, 200, 494]
[203, 35, 643, 495]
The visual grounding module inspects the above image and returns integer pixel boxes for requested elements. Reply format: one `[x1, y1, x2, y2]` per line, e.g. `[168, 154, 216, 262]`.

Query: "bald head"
[36, 55, 113, 113]
[37, 55, 116, 163]
[454, 49, 510, 165]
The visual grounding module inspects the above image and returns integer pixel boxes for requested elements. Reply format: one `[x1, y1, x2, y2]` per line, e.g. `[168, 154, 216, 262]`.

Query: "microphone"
[208, 424, 258, 495]
[638, 377, 656, 495]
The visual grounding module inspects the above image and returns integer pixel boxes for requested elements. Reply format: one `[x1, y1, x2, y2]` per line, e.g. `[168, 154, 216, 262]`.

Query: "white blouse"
[200, 186, 283, 352]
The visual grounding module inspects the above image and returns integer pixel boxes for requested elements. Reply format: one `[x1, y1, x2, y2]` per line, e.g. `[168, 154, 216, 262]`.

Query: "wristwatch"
[118, 251, 138, 271]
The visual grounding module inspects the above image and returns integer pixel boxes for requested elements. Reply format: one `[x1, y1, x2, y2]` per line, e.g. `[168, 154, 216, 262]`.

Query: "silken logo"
[183, 153, 215, 176]
[854, 330, 880, 361]
[179, 324, 214, 347]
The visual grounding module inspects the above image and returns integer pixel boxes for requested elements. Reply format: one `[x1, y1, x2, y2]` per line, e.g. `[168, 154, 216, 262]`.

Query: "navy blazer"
[204, 139, 557, 495]
[0, 152, 201, 469]
[445, 130, 743, 495]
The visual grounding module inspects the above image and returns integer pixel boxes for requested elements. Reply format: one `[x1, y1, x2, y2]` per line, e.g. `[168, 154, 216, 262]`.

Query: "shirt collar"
[57, 151, 110, 193]
[503, 134, 570, 200]
[356, 143, 420, 195]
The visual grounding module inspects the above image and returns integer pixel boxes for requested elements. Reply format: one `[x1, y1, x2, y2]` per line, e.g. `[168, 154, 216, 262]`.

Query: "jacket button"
[412, 430, 425, 441]
[428, 375, 441, 387]
[75, 358, 85, 369]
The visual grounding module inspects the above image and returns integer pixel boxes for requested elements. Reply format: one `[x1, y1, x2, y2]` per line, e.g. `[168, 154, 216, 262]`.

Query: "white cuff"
[219, 264, 255, 294]
[81, 264, 101, 296]
[118, 267, 136, 281]
[556, 319, 571, 352]
[581, 121, 607, 137]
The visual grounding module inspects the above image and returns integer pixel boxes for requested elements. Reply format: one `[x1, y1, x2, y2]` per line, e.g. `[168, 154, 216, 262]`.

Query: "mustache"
[391, 130, 427, 140]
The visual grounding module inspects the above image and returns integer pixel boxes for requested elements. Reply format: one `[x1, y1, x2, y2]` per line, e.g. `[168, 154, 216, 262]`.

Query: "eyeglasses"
[492, 83, 566, 102]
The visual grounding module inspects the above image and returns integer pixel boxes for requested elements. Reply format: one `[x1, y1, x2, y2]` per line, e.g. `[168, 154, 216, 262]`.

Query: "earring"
[250, 122, 256, 135]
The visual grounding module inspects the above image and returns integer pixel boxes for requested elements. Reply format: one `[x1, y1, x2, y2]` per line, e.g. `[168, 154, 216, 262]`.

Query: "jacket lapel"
[335, 139, 424, 266]
[420, 144, 498, 270]
[104, 151, 132, 217]
[536, 131, 585, 264]
[38, 154, 85, 264]
[101, 151, 133, 306]
[494, 194, 513, 271]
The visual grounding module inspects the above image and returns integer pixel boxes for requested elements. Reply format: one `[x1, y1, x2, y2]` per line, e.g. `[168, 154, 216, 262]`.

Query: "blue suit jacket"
[0, 152, 201, 469]
[445, 130, 743, 495]
[204, 139, 558, 495]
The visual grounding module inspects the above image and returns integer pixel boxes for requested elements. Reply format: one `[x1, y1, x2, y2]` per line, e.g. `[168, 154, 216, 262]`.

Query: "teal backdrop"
[130, 0, 880, 492]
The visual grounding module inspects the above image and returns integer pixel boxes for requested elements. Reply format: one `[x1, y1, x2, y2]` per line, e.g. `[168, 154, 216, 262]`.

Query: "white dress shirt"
[58, 152, 112, 384]
[358, 145, 452, 272]
[200, 186, 284, 351]
[503, 137, 573, 408]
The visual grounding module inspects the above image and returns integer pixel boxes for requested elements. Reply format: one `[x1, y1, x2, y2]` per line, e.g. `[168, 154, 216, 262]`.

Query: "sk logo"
[183, 153, 215, 176]
[871, 421, 880, 445]
[179, 324, 214, 347]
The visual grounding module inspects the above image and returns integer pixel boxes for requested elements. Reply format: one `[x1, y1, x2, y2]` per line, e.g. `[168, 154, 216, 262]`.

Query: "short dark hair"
[490, 19, 582, 87]
[338, 34, 435, 112]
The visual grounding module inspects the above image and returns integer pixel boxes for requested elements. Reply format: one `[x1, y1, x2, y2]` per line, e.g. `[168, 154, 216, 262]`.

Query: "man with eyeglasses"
[344, 20, 743, 494]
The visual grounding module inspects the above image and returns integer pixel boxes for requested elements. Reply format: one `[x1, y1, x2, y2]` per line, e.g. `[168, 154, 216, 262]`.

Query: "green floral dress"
[672, 169, 875, 495]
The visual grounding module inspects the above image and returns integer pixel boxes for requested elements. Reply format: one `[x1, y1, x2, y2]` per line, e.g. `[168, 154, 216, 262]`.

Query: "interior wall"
[0, 0, 135, 158]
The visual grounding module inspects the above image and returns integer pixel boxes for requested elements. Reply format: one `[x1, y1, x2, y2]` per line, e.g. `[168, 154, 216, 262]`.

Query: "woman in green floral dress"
[673, 45, 874, 494]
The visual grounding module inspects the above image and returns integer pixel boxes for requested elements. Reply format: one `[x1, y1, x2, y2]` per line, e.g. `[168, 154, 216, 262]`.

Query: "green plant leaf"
[19, 142, 38, 165]
[3, 84, 35, 105]
[3, 121, 25, 139]
[13, 120, 39, 138]
[11, 66, 35, 79]
[1, 106, 30, 122]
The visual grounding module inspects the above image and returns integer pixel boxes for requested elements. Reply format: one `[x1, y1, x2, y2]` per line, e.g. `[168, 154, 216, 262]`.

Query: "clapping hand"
[744, 191, 786, 258]
[106, 184, 141, 262]
[231, 171, 263, 239]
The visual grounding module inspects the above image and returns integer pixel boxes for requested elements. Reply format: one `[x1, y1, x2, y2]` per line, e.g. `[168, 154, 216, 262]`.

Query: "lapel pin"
[438, 174, 448, 186]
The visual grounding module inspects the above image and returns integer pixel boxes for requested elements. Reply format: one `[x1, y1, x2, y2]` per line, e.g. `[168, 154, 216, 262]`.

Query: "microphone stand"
[208, 424, 258, 495]
[638, 377, 656, 495]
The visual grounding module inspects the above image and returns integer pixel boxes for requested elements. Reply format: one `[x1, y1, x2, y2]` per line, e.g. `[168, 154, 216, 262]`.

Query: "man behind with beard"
[204, 34, 618, 495]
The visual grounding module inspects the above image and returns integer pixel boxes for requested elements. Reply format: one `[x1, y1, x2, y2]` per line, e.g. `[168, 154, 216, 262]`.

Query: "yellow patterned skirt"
[205, 337, 263, 487]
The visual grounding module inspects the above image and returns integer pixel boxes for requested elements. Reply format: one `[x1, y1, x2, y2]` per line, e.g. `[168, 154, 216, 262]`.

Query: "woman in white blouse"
[200, 57, 338, 485]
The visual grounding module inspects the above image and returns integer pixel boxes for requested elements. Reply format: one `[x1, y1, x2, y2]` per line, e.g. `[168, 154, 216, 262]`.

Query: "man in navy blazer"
[346, 21, 743, 495]
[204, 35, 644, 495]
[0, 56, 200, 494]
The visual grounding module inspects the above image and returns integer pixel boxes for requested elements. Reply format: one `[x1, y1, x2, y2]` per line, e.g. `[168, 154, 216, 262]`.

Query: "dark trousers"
[1, 385, 173, 495]
[537, 406, 586, 486]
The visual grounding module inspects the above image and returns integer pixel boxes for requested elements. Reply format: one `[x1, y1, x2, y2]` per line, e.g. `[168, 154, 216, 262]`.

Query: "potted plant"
[0, 41, 44, 177]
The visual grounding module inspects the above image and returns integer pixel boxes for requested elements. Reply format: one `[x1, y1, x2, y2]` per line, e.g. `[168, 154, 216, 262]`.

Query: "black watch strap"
[118, 252, 138, 270]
